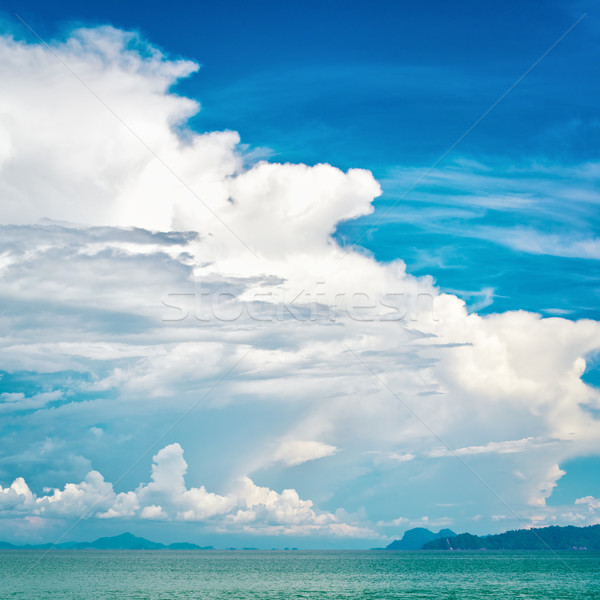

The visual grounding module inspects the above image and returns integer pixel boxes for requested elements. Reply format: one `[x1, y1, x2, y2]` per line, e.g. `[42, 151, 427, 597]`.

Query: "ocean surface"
[1, 549, 599, 599]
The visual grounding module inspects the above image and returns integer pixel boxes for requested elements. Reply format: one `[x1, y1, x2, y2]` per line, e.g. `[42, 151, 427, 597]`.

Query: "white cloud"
[528, 464, 566, 507]
[36, 471, 115, 516]
[133, 443, 237, 521]
[272, 440, 338, 466]
[388, 452, 416, 462]
[0, 478, 35, 511]
[377, 515, 454, 529]
[98, 492, 138, 519]
[480, 228, 600, 260]
[0, 444, 370, 536]
[0, 390, 63, 413]
[89, 427, 103, 438]
[429, 437, 551, 458]
[364, 451, 416, 463]
[140, 505, 167, 520]
[575, 496, 600, 510]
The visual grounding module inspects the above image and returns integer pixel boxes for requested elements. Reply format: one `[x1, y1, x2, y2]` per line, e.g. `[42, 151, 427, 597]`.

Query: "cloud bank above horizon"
[0, 25, 599, 543]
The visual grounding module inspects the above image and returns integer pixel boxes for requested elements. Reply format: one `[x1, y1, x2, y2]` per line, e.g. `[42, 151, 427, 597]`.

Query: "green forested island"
[416, 524, 600, 550]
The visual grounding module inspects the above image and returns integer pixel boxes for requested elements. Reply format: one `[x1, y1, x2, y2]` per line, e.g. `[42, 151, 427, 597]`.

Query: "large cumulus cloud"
[0, 443, 371, 537]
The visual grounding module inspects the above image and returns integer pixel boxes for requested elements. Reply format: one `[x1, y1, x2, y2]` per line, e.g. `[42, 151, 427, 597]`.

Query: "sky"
[0, 0, 599, 548]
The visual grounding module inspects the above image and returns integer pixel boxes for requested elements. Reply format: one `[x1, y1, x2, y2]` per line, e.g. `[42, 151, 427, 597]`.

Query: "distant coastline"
[0, 532, 213, 551]
[4, 524, 600, 551]
[386, 524, 600, 551]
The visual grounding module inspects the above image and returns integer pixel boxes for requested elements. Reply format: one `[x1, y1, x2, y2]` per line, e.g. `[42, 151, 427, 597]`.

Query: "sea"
[1, 549, 599, 599]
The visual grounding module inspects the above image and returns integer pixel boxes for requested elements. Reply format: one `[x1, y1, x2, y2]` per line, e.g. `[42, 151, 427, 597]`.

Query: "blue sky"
[0, 1, 599, 547]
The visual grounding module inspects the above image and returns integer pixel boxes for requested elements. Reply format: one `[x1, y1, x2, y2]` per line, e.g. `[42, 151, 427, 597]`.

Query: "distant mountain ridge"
[0, 532, 213, 550]
[423, 524, 600, 550]
[385, 527, 457, 550]
[4, 525, 599, 551]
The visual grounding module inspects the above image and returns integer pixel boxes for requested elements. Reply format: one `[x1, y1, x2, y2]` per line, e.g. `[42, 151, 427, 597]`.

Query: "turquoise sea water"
[1, 550, 599, 599]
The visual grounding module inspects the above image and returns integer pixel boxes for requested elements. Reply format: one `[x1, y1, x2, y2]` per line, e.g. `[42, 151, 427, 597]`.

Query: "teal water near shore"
[1, 549, 599, 599]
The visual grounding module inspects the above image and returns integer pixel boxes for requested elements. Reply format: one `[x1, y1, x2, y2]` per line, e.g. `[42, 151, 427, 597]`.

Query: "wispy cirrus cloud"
[429, 437, 556, 458]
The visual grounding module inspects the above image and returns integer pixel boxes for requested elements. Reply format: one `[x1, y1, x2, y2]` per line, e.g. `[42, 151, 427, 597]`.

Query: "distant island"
[385, 527, 457, 550]
[424, 524, 600, 550]
[385, 524, 600, 551]
[4, 525, 600, 551]
[0, 532, 213, 550]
